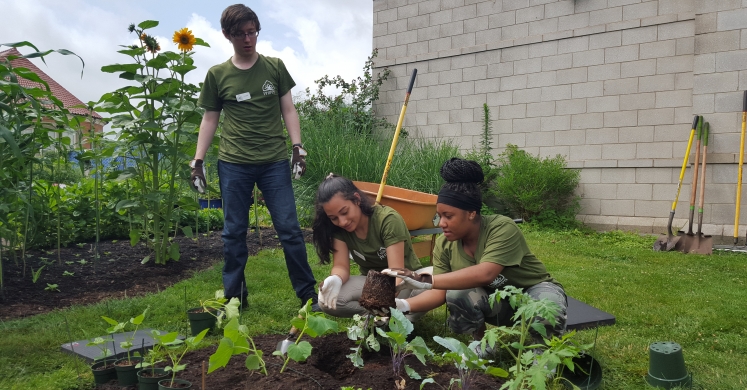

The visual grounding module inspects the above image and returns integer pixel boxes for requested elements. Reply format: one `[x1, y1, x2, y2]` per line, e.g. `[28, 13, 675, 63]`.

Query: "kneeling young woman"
[312, 174, 431, 319]
[384, 158, 567, 341]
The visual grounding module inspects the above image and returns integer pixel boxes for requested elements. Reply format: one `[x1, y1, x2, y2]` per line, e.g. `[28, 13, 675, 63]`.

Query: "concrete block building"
[372, 0, 747, 238]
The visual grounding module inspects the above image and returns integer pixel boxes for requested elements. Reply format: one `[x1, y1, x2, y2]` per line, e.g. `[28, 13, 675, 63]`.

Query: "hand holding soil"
[358, 270, 396, 313]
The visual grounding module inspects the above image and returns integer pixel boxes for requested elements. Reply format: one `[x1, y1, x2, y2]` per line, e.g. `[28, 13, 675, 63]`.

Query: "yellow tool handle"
[671, 126, 696, 212]
[735, 106, 747, 241]
[377, 69, 417, 203]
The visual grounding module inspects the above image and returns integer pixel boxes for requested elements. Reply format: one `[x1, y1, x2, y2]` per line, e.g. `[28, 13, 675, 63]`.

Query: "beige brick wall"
[373, 0, 747, 237]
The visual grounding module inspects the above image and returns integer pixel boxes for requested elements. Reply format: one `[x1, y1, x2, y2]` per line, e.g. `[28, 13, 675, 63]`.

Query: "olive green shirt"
[333, 205, 422, 275]
[432, 214, 558, 290]
[198, 54, 295, 164]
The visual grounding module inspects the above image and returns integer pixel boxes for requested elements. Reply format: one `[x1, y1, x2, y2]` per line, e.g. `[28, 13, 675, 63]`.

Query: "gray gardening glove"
[189, 159, 206, 193]
[382, 268, 433, 292]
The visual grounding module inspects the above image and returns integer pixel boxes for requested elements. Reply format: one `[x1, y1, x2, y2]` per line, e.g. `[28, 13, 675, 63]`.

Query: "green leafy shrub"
[490, 144, 580, 228]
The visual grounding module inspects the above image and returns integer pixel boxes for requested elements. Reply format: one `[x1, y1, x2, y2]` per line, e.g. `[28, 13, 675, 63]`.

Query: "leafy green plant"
[99, 20, 208, 264]
[136, 339, 165, 374]
[374, 308, 432, 389]
[345, 313, 381, 368]
[44, 283, 59, 292]
[30, 265, 45, 283]
[194, 290, 240, 329]
[208, 317, 267, 376]
[480, 286, 591, 390]
[273, 299, 339, 373]
[102, 308, 148, 364]
[62, 270, 74, 277]
[85, 336, 114, 362]
[427, 337, 507, 390]
[152, 328, 208, 387]
[491, 144, 580, 227]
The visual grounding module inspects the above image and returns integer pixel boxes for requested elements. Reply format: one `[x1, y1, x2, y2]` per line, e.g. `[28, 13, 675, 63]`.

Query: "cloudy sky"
[1, 0, 374, 108]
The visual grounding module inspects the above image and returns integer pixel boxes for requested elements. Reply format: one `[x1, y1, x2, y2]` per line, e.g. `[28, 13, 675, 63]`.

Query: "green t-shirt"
[198, 54, 296, 164]
[333, 205, 422, 275]
[432, 214, 558, 290]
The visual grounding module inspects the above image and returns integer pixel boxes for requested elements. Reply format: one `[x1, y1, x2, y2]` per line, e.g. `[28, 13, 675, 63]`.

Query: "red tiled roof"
[0, 47, 102, 119]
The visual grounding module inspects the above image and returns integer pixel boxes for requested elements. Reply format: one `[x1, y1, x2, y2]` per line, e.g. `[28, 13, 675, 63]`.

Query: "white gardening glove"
[318, 275, 342, 310]
[382, 268, 433, 292]
[395, 298, 410, 314]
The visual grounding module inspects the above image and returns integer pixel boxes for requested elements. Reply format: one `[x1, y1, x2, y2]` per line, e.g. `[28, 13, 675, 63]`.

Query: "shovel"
[275, 325, 299, 355]
[690, 122, 713, 255]
[654, 115, 698, 251]
[677, 116, 703, 252]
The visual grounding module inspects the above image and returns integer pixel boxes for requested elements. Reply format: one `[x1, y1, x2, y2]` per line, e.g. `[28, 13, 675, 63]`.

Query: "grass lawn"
[1, 228, 746, 389]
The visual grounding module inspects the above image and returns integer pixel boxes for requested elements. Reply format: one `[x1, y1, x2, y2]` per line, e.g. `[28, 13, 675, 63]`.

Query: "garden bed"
[96, 332, 505, 390]
[0, 229, 301, 320]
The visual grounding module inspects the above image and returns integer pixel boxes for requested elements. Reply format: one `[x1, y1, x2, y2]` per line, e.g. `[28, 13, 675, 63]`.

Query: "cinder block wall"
[372, 0, 747, 238]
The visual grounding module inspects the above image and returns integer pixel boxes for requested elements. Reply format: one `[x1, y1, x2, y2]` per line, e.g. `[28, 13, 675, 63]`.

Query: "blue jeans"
[218, 159, 317, 303]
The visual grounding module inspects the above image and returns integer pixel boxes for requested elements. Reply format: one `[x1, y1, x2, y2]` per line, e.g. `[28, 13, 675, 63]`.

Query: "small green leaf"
[245, 354, 261, 370]
[101, 316, 119, 326]
[208, 337, 233, 373]
[181, 226, 194, 238]
[138, 20, 159, 29]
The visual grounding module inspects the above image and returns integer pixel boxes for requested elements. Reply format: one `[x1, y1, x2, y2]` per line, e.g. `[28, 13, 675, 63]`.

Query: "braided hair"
[311, 174, 375, 264]
[439, 158, 484, 213]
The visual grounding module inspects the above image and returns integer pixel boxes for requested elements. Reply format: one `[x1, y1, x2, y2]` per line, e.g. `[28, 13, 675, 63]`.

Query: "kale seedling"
[375, 308, 432, 389]
[273, 299, 339, 373]
[63, 271, 75, 277]
[428, 337, 507, 390]
[45, 283, 59, 292]
[208, 317, 267, 375]
[346, 313, 381, 368]
[153, 328, 208, 387]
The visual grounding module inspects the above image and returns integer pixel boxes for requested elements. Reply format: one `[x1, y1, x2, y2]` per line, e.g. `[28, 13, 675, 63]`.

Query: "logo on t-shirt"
[377, 247, 387, 260]
[262, 80, 277, 95]
[488, 274, 507, 289]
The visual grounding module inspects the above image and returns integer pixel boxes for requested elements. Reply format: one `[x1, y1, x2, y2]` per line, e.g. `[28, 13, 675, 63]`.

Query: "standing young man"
[190, 4, 318, 310]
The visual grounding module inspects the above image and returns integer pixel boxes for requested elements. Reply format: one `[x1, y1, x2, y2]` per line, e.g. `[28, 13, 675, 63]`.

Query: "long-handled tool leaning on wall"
[653, 115, 699, 251]
[677, 116, 703, 252]
[689, 122, 713, 254]
[733, 91, 747, 246]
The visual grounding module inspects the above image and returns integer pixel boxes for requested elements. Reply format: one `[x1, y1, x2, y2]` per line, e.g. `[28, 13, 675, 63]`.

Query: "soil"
[0, 229, 293, 320]
[359, 270, 396, 312]
[95, 333, 506, 390]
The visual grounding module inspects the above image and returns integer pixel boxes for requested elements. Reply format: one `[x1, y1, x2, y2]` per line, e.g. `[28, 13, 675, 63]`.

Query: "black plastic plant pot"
[561, 353, 602, 390]
[158, 378, 192, 390]
[137, 367, 170, 390]
[646, 342, 692, 389]
[114, 356, 144, 387]
[91, 358, 118, 385]
[187, 307, 217, 336]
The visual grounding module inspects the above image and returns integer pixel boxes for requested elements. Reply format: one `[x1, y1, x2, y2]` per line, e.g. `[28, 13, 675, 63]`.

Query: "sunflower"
[172, 28, 196, 52]
[140, 33, 147, 41]
[143, 35, 160, 54]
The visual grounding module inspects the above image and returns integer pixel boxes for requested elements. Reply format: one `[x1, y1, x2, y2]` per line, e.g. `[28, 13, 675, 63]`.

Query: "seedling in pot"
[86, 336, 115, 362]
[374, 308, 432, 389]
[428, 337, 507, 390]
[136, 339, 166, 377]
[193, 289, 240, 329]
[208, 317, 267, 375]
[153, 328, 209, 387]
[273, 299, 339, 373]
[102, 307, 148, 364]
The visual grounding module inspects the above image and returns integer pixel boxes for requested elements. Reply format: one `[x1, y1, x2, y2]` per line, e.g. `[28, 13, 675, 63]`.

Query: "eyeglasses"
[231, 31, 259, 39]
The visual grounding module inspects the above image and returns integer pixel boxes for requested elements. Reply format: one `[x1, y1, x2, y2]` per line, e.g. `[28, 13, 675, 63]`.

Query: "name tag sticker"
[236, 92, 251, 102]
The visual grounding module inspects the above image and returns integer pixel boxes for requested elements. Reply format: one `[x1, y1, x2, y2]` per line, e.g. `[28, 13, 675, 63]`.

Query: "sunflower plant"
[96, 21, 208, 264]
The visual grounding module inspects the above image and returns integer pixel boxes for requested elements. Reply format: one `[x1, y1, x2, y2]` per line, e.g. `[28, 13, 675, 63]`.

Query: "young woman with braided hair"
[312, 174, 431, 320]
[383, 158, 567, 348]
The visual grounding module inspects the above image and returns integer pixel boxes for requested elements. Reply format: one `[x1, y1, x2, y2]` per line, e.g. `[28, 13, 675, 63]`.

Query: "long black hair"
[312, 174, 375, 264]
[439, 157, 484, 213]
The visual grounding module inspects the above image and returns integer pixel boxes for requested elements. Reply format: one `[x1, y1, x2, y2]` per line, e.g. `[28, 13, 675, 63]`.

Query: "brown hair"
[220, 4, 261, 35]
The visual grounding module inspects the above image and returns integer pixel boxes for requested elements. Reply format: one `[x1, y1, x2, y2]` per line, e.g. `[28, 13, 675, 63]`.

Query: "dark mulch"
[0, 228, 300, 320]
[95, 332, 506, 390]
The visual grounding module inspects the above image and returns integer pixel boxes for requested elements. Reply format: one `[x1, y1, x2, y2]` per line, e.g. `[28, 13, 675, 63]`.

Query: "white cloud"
[1, 0, 373, 112]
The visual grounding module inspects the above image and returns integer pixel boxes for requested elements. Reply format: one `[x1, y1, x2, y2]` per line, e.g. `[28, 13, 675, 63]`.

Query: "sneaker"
[302, 295, 322, 312]
[310, 301, 322, 313]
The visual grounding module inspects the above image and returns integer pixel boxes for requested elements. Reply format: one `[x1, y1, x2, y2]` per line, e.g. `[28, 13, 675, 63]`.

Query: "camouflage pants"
[446, 282, 567, 339]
